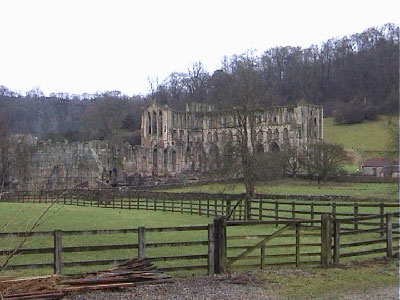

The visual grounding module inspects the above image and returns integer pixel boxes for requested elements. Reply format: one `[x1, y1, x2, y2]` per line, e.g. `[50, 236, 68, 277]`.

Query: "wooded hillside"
[0, 23, 398, 143]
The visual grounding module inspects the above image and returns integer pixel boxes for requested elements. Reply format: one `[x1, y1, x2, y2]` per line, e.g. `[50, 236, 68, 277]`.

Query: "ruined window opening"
[228, 131, 233, 143]
[158, 111, 163, 137]
[207, 132, 212, 143]
[283, 128, 289, 140]
[152, 111, 157, 135]
[213, 132, 218, 143]
[172, 151, 177, 172]
[148, 112, 152, 135]
[274, 129, 279, 139]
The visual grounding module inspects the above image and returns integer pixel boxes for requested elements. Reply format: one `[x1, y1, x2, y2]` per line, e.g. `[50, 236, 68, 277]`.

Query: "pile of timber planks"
[0, 258, 172, 299]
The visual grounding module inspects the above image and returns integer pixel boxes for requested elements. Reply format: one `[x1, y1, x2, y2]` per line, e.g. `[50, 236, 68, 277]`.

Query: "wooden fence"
[2, 190, 399, 225]
[1, 213, 398, 276]
[0, 225, 210, 275]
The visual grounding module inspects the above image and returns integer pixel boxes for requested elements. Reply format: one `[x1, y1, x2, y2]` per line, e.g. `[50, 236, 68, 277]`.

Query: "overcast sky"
[0, 0, 398, 96]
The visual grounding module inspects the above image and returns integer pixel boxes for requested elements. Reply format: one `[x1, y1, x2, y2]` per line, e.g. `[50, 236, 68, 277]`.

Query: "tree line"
[0, 23, 398, 143]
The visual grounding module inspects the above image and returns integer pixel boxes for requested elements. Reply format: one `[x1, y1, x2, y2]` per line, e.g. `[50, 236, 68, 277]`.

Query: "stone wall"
[1, 103, 323, 191]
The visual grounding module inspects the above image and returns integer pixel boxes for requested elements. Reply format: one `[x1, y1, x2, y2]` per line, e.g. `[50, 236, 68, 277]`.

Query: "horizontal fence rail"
[0, 214, 398, 276]
[1, 190, 399, 225]
[0, 225, 209, 275]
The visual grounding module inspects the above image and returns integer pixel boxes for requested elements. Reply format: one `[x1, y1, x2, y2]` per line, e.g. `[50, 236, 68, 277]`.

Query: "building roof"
[362, 158, 397, 167]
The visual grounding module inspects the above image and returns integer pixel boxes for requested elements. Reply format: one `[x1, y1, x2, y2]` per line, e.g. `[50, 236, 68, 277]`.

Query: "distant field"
[165, 179, 398, 201]
[323, 116, 395, 157]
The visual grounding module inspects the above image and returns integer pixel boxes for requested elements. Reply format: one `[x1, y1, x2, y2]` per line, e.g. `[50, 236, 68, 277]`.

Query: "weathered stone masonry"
[1, 103, 322, 191]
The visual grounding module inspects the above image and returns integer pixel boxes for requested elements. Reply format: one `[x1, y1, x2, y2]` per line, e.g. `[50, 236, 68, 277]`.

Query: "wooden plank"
[148, 254, 207, 262]
[320, 214, 332, 267]
[53, 230, 62, 275]
[260, 242, 265, 270]
[354, 203, 359, 229]
[146, 225, 207, 232]
[386, 214, 393, 258]
[213, 216, 226, 274]
[138, 227, 145, 259]
[208, 223, 215, 276]
[5, 262, 54, 270]
[146, 241, 208, 248]
[340, 239, 386, 248]
[333, 220, 340, 264]
[340, 247, 387, 258]
[295, 223, 300, 267]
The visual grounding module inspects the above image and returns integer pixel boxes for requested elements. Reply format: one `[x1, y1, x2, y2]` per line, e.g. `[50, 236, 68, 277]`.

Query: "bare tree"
[206, 53, 275, 219]
[0, 113, 11, 193]
[305, 142, 349, 183]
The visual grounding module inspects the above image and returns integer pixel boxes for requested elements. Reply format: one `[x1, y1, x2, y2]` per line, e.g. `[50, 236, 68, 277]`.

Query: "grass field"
[323, 116, 396, 158]
[1, 201, 398, 279]
[260, 260, 398, 300]
[165, 179, 399, 201]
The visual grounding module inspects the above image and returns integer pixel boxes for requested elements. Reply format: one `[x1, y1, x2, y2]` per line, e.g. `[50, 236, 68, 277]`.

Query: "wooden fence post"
[138, 227, 146, 259]
[53, 230, 62, 274]
[386, 213, 393, 259]
[354, 203, 359, 230]
[275, 201, 279, 227]
[213, 217, 226, 274]
[208, 223, 215, 276]
[332, 202, 336, 220]
[333, 219, 341, 265]
[380, 203, 385, 238]
[199, 199, 201, 216]
[321, 214, 332, 267]
[259, 199, 263, 220]
[295, 223, 300, 267]
[226, 199, 231, 218]
[260, 242, 265, 270]
[292, 202, 296, 219]
[310, 202, 314, 226]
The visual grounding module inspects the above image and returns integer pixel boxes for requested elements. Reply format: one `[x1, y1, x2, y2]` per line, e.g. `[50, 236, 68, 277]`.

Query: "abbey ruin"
[1, 103, 323, 191]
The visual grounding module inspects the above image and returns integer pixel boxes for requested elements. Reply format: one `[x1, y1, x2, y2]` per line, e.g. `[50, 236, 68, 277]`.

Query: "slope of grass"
[324, 116, 394, 155]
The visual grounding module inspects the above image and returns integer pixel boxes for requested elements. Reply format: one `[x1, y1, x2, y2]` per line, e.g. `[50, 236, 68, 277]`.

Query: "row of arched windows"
[147, 111, 163, 137]
[205, 128, 289, 144]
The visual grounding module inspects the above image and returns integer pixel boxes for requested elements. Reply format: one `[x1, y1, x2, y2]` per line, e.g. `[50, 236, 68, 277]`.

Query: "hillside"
[323, 116, 396, 161]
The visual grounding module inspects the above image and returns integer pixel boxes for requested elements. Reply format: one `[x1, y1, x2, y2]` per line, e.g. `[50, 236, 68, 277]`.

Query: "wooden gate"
[225, 220, 321, 269]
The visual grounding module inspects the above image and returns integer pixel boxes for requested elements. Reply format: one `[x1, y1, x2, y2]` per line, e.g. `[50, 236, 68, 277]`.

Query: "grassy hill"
[323, 116, 396, 160]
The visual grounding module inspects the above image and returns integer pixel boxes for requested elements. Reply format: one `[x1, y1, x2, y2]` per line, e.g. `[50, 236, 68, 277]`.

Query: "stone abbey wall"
[1, 103, 323, 191]
[139, 102, 323, 177]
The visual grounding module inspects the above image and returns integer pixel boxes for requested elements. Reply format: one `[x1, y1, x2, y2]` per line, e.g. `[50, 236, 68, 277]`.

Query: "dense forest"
[0, 23, 398, 144]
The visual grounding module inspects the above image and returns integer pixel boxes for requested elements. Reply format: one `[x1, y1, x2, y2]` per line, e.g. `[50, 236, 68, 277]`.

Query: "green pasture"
[1, 201, 398, 279]
[165, 179, 399, 201]
[324, 116, 396, 158]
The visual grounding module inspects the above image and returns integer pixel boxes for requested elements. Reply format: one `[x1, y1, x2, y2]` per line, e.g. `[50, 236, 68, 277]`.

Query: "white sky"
[0, 0, 398, 96]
